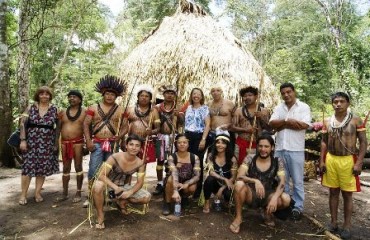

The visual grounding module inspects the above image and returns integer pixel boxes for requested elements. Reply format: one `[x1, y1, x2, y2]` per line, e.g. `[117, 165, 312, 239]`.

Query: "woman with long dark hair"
[184, 88, 211, 198]
[203, 130, 237, 213]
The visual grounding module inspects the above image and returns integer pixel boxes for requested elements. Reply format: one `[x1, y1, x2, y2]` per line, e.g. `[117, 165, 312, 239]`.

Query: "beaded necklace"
[66, 105, 82, 121]
[134, 103, 151, 118]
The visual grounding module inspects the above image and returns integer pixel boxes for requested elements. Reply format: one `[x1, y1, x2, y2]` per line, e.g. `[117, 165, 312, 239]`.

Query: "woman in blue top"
[184, 88, 210, 198]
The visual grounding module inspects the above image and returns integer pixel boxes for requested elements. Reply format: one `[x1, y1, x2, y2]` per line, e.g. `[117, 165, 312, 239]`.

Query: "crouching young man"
[229, 135, 291, 234]
[92, 134, 151, 229]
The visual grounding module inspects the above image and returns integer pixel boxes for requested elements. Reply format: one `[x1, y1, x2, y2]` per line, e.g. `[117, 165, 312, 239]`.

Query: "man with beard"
[92, 134, 151, 229]
[231, 86, 271, 165]
[229, 135, 291, 234]
[83, 75, 127, 206]
[320, 92, 367, 239]
[55, 90, 86, 203]
[207, 86, 236, 149]
[153, 85, 179, 195]
[121, 85, 160, 164]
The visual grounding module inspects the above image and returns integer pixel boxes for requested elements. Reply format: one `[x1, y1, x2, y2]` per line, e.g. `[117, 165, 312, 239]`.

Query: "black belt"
[28, 123, 54, 129]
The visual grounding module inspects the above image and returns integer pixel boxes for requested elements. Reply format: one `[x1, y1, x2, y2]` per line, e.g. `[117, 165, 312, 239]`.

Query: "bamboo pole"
[247, 70, 264, 153]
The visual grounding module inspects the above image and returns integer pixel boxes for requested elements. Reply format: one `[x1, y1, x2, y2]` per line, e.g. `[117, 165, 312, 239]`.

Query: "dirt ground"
[1, 158, 370, 240]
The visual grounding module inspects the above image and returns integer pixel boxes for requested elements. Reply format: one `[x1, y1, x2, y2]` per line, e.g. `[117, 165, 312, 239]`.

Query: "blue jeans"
[275, 150, 305, 211]
[88, 143, 113, 180]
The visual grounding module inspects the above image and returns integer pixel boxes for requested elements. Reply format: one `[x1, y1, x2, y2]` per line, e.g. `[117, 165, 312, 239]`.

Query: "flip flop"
[95, 222, 105, 230]
[54, 195, 69, 203]
[229, 222, 240, 234]
[35, 197, 44, 203]
[202, 207, 210, 213]
[19, 198, 28, 206]
[72, 196, 82, 203]
[264, 219, 276, 227]
[116, 202, 129, 215]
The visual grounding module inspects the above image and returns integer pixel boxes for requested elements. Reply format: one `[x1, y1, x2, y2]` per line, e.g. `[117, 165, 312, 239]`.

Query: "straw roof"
[120, 0, 279, 107]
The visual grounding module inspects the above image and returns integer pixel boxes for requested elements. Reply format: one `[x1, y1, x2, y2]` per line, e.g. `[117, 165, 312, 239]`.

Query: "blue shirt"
[184, 105, 209, 133]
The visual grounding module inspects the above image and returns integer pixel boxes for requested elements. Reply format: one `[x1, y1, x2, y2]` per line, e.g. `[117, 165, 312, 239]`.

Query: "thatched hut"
[120, 0, 279, 107]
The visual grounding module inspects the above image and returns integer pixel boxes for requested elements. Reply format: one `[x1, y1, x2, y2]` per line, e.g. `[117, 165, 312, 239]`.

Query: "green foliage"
[224, 0, 370, 121]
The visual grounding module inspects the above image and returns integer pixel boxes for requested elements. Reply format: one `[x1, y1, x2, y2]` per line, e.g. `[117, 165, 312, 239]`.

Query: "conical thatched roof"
[120, 0, 279, 107]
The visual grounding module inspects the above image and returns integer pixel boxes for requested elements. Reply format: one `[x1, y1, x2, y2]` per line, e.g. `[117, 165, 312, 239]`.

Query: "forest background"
[0, 0, 369, 167]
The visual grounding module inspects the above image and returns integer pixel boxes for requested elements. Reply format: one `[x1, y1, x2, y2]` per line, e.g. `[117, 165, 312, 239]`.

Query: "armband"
[137, 172, 145, 177]
[193, 167, 201, 171]
[277, 170, 285, 176]
[154, 119, 161, 123]
[102, 162, 112, 170]
[86, 110, 95, 116]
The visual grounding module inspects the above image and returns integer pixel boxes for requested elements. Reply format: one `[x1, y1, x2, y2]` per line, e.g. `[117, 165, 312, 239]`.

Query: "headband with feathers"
[95, 75, 127, 96]
[136, 84, 154, 96]
[158, 85, 177, 94]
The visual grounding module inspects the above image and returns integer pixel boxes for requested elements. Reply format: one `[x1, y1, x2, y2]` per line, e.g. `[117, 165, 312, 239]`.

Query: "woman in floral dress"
[19, 86, 60, 205]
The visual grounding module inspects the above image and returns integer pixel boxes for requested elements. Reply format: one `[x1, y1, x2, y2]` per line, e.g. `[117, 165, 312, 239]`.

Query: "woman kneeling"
[203, 130, 237, 213]
[162, 134, 201, 216]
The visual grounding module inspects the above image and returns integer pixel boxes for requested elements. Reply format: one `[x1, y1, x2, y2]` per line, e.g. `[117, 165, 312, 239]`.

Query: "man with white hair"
[207, 86, 236, 149]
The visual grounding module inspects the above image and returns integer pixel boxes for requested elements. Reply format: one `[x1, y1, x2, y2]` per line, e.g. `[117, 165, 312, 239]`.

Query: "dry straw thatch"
[120, 0, 279, 107]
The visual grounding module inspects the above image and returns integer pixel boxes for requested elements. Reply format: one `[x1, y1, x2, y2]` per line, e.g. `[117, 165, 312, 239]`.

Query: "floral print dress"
[22, 104, 59, 177]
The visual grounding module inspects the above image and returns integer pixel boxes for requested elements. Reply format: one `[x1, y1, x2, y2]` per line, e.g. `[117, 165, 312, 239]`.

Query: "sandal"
[54, 195, 69, 203]
[72, 196, 82, 203]
[35, 196, 44, 203]
[116, 201, 129, 215]
[19, 198, 28, 206]
[95, 222, 105, 229]
[202, 207, 210, 213]
[264, 218, 276, 227]
[229, 222, 241, 234]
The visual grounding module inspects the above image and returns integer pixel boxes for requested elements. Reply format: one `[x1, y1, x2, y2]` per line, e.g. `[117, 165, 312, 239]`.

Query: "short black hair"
[239, 86, 258, 96]
[280, 82, 295, 92]
[331, 92, 350, 103]
[137, 90, 153, 101]
[126, 134, 144, 146]
[257, 134, 275, 148]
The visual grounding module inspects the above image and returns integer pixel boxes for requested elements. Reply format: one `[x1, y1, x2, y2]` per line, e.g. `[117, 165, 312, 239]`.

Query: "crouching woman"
[229, 134, 291, 234]
[92, 134, 151, 229]
[162, 134, 201, 216]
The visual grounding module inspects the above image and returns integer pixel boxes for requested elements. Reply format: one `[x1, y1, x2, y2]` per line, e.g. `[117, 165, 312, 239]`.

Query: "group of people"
[16, 76, 367, 239]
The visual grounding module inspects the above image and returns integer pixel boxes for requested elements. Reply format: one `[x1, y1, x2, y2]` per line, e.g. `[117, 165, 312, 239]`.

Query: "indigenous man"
[320, 92, 367, 239]
[229, 135, 291, 234]
[207, 86, 236, 148]
[231, 86, 270, 165]
[83, 75, 127, 205]
[121, 85, 160, 164]
[93, 134, 151, 229]
[153, 85, 179, 195]
[56, 90, 86, 203]
[269, 83, 311, 220]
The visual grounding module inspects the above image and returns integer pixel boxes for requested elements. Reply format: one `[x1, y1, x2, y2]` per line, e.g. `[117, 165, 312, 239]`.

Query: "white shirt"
[270, 99, 312, 151]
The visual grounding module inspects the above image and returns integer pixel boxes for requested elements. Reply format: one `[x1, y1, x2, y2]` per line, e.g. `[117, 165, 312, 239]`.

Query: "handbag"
[7, 129, 21, 148]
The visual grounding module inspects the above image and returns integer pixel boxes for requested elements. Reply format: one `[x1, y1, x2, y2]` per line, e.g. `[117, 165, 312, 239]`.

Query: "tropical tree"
[0, 0, 14, 167]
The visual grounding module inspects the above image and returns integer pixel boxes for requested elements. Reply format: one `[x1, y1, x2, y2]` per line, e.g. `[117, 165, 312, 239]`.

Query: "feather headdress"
[95, 75, 127, 96]
[158, 84, 177, 94]
[136, 84, 154, 96]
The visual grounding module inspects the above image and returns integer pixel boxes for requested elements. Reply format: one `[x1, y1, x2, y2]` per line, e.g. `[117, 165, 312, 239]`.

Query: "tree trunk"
[17, 0, 31, 113]
[0, 0, 15, 167]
